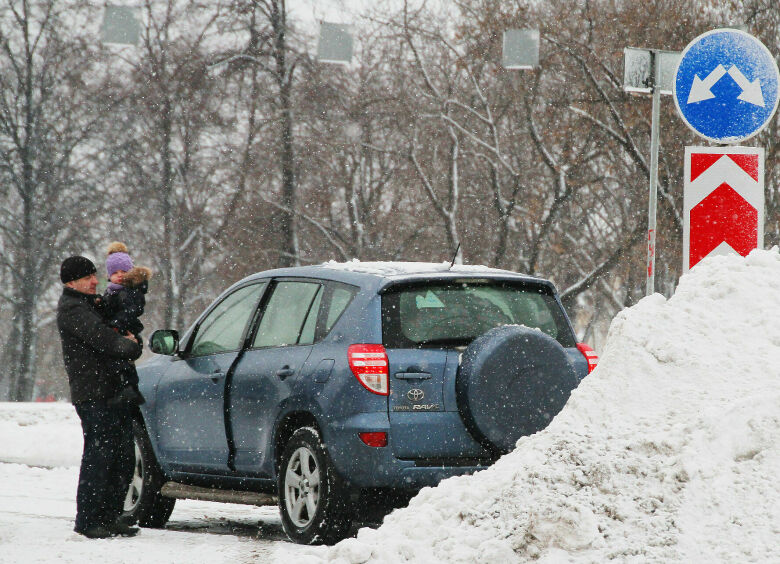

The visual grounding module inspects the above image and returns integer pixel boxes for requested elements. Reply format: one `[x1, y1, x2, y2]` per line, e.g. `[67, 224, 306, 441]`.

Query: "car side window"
[253, 281, 322, 348]
[298, 287, 324, 345]
[323, 284, 357, 334]
[189, 283, 267, 356]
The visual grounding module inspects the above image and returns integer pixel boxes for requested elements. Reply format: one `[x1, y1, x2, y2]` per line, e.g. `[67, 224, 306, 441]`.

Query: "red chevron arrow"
[689, 182, 757, 268]
[690, 153, 759, 182]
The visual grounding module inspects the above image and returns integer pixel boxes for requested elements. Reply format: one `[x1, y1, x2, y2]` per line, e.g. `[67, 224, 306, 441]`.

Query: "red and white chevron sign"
[683, 147, 764, 272]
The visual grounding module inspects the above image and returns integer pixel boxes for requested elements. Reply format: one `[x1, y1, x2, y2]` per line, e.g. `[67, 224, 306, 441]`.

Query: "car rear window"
[381, 281, 576, 349]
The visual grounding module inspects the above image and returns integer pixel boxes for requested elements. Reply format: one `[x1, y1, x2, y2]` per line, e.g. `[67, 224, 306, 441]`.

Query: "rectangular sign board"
[502, 29, 540, 69]
[318, 22, 353, 64]
[102, 5, 141, 45]
[683, 146, 764, 272]
[624, 48, 680, 95]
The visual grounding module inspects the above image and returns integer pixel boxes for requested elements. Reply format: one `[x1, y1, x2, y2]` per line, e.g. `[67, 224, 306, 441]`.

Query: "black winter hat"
[60, 256, 97, 284]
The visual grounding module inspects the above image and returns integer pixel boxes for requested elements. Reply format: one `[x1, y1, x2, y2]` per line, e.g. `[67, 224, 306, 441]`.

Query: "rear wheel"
[277, 427, 353, 545]
[122, 419, 176, 528]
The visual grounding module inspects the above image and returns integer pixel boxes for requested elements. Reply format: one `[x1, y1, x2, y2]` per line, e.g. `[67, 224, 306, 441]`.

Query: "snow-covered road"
[0, 463, 282, 563]
[0, 403, 306, 563]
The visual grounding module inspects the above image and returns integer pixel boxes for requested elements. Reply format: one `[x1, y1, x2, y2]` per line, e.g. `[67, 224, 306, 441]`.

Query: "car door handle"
[210, 369, 225, 382]
[276, 366, 295, 379]
[394, 371, 432, 380]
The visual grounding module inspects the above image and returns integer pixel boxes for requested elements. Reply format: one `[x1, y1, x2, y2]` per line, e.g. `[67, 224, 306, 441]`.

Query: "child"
[103, 242, 152, 406]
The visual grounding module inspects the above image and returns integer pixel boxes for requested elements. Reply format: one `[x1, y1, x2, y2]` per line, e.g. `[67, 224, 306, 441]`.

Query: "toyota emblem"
[407, 388, 425, 402]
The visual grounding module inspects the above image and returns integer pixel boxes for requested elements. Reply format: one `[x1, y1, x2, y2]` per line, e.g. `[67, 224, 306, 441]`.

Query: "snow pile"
[289, 248, 780, 563]
[0, 402, 81, 467]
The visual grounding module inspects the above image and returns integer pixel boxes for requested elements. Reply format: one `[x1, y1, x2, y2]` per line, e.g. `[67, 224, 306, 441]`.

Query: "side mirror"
[149, 329, 179, 356]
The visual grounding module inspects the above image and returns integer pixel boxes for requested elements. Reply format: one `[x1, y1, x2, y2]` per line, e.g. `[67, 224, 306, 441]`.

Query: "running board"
[160, 482, 277, 506]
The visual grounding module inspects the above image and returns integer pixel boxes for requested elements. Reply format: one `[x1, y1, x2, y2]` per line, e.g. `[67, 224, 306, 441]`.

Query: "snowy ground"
[2, 249, 779, 563]
[0, 403, 308, 563]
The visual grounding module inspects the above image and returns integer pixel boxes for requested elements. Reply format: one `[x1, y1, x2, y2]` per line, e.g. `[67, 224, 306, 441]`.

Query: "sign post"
[623, 48, 680, 295]
[674, 29, 779, 272]
[646, 54, 661, 296]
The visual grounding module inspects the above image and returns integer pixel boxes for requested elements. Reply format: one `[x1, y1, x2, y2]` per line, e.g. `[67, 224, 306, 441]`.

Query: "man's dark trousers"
[73, 402, 134, 533]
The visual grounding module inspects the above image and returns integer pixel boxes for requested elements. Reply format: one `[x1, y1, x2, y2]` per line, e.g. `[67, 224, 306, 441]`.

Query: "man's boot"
[109, 520, 140, 537]
[74, 525, 113, 539]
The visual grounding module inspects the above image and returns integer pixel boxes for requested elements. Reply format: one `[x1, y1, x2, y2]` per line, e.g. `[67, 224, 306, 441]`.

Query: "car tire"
[456, 325, 578, 454]
[277, 427, 353, 545]
[122, 419, 176, 528]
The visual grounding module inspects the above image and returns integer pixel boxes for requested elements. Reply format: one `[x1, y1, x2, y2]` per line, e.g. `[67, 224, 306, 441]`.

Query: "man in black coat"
[57, 256, 143, 539]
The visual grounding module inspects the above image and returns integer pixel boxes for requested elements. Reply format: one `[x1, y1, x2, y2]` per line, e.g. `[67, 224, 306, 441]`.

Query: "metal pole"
[646, 51, 662, 296]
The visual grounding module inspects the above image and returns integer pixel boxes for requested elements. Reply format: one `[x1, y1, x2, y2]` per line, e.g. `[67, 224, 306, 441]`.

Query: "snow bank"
[0, 406, 289, 563]
[0, 402, 81, 467]
[287, 248, 780, 563]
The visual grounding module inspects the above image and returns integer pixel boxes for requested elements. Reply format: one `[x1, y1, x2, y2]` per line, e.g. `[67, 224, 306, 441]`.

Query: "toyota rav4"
[124, 261, 598, 544]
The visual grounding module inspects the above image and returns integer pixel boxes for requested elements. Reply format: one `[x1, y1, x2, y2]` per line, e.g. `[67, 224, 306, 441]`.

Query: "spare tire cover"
[456, 325, 578, 454]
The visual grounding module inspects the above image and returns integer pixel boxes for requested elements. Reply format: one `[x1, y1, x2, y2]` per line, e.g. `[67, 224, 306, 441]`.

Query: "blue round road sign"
[674, 29, 779, 144]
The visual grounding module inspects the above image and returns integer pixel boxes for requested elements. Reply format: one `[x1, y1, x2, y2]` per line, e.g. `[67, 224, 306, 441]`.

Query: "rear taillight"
[358, 431, 388, 447]
[348, 344, 389, 395]
[577, 343, 599, 374]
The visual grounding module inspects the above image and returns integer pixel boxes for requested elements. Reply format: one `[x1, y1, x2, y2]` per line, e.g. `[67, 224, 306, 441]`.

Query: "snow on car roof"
[318, 259, 527, 278]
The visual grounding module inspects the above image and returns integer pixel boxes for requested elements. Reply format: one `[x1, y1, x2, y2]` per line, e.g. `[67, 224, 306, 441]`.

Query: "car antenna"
[448, 243, 461, 270]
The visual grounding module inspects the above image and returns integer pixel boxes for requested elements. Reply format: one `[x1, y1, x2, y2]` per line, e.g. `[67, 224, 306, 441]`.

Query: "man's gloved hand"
[107, 385, 146, 407]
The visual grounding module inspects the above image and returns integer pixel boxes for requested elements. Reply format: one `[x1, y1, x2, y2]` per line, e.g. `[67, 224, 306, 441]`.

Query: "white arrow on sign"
[687, 64, 765, 107]
[728, 66, 764, 106]
[687, 64, 726, 103]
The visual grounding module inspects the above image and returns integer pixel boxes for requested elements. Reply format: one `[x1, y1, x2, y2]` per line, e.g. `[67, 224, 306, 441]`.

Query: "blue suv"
[123, 262, 597, 544]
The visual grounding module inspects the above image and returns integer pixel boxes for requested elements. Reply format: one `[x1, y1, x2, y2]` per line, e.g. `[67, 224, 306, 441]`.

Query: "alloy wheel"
[284, 446, 321, 528]
[124, 440, 144, 512]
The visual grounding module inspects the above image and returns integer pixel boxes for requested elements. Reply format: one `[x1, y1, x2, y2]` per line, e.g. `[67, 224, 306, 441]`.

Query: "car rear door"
[382, 284, 490, 460]
[382, 279, 580, 461]
[228, 279, 324, 477]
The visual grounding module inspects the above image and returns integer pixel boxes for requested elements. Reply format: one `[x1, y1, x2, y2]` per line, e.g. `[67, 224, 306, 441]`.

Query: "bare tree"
[103, 0, 231, 329]
[0, 0, 112, 400]
[218, 0, 303, 267]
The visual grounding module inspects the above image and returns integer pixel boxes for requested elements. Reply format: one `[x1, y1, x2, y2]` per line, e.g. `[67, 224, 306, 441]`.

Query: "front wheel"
[277, 427, 353, 545]
[122, 419, 176, 527]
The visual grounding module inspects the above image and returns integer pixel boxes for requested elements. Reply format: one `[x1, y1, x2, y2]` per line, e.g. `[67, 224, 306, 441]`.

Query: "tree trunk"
[279, 83, 299, 266]
[159, 87, 178, 328]
[271, 0, 299, 267]
[10, 202, 39, 401]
